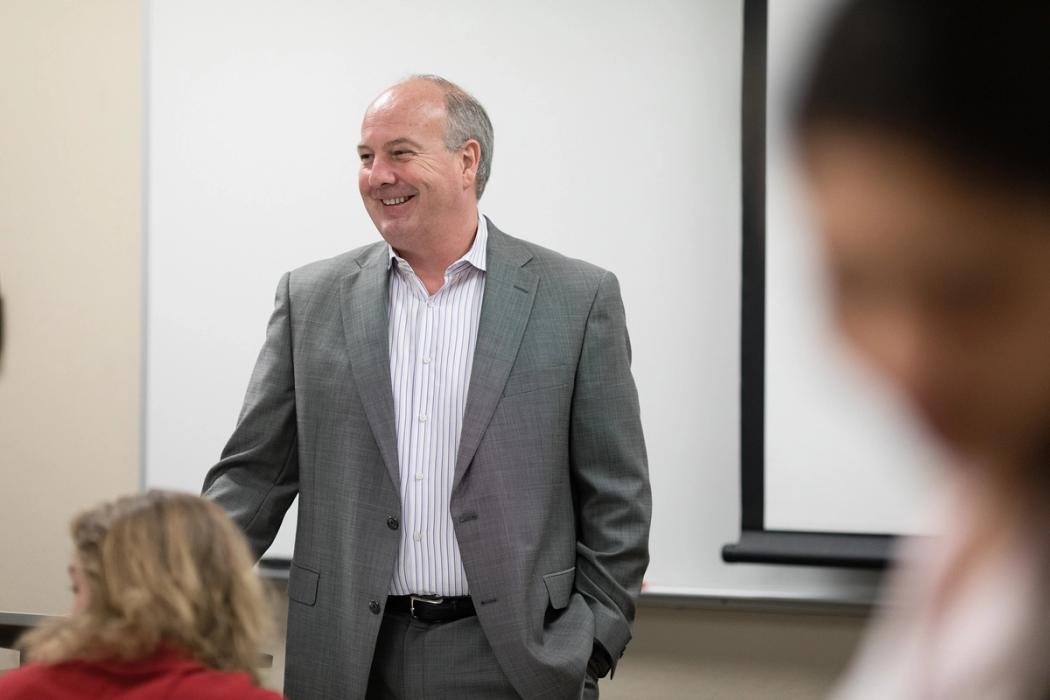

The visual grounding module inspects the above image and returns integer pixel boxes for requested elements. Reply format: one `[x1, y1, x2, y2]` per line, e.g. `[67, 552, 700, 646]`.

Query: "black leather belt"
[386, 595, 476, 622]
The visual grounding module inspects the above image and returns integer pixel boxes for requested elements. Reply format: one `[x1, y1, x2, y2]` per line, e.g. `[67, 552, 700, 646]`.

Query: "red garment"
[0, 648, 285, 699]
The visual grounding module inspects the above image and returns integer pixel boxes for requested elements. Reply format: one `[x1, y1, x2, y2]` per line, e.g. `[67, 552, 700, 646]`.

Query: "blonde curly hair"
[20, 490, 273, 682]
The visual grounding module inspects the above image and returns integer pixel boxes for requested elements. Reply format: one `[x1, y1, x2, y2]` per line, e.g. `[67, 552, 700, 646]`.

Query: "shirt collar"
[387, 214, 489, 273]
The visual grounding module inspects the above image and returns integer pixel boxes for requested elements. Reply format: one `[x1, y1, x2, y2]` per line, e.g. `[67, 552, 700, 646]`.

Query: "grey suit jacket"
[203, 221, 651, 699]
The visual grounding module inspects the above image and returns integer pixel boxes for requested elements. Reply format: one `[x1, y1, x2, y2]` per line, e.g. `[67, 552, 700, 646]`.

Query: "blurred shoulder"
[0, 663, 52, 697]
[0, 662, 102, 699]
[170, 667, 285, 699]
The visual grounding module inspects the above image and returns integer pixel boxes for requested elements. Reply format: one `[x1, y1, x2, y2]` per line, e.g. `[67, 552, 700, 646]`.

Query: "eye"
[392, 149, 413, 158]
[358, 153, 373, 164]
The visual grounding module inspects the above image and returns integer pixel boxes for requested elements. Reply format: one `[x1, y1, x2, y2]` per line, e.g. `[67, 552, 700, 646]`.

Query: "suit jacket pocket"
[543, 566, 576, 610]
[288, 563, 320, 606]
[502, 365, 573, 398]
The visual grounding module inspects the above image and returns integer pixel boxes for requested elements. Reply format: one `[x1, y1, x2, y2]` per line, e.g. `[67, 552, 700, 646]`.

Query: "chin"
[375, 220, 415, 249]
[366, 211, 394, 235]
[935, 424, 1020, 469]
[377, 217, 404, 236]
[918, 407, 973, 452]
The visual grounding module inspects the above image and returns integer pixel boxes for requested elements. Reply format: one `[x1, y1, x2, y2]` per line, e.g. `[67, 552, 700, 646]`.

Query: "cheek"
[976, 300, 1050, 424]
[835, 304, 909, 382]
[70, 574, 92, 613]
[839, 289, 1050, 456]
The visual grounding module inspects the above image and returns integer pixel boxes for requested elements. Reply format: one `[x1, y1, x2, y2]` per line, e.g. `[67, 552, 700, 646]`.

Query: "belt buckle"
[409, 594, 444, 619]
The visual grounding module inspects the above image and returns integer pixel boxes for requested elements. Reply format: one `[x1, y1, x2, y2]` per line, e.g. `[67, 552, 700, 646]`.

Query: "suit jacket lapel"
[340, 245, 401, 492]
[454, 224, 538, 490]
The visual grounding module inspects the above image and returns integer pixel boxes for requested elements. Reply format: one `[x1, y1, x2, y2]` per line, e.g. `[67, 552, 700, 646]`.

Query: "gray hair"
[409, 75, 494, 199]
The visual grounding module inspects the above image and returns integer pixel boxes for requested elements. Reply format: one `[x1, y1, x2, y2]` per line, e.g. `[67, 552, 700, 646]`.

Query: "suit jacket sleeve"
[570, 270, 652, 670]
[202, 272, 300, 560]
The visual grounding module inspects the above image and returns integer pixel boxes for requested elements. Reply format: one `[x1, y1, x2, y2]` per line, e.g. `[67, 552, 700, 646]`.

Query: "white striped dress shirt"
[386, 215, 488, 596]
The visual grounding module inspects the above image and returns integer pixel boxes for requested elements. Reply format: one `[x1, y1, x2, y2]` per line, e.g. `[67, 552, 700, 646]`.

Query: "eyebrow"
[357, 137, 424, 152]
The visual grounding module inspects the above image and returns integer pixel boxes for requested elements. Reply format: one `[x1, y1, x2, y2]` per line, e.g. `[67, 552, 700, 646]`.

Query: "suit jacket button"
[369, 600, 381, 614]
[386, 516, 399, 530]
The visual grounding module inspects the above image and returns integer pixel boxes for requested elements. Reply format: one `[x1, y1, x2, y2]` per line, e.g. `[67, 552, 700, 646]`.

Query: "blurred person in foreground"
[794, 2, 1050, 698]
[0, 491, 285, 700]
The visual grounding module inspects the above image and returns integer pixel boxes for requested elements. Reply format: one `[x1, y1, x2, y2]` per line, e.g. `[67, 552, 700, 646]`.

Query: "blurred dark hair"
[794, 1, 1050, 192]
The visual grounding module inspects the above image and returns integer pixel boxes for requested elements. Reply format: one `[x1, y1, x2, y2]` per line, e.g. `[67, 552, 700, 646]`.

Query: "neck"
[395, 206, 479, 294]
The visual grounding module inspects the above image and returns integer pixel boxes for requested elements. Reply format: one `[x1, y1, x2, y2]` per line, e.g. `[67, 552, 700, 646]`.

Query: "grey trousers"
[365, 606, 598, 700]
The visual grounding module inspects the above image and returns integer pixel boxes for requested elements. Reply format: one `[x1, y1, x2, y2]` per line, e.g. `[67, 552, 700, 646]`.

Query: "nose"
[367, 154, 396, 189]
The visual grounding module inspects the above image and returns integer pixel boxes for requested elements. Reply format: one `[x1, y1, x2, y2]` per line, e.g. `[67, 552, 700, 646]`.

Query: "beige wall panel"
[0, 0, 142, 615]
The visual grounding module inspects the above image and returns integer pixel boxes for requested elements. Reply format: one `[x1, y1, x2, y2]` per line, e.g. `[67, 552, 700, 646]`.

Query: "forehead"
[805, 132, 1030, 260]
[359, 83, 447, 145]
[804, 138, 1050, 320]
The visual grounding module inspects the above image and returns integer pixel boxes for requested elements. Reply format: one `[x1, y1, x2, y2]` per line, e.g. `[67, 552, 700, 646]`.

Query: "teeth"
[382, 196, 409, 205]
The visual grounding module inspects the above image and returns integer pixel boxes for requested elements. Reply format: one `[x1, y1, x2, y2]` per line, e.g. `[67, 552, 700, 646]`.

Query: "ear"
[460, 139, 481, 192]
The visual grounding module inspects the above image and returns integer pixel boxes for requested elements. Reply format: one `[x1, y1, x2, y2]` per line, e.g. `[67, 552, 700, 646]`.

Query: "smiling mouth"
[381, 195, 415, 206]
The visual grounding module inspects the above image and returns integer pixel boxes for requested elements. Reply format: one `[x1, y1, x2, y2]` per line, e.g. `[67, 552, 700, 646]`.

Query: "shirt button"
[419, 414, 428, 423]
[422, 357, 431, 365]
[415, 472, 424, 481]
[413, 531, 422, 542]
[369, 600, 381, 615]
[386, 515, 399, 531]
[426, 300, 433, 308]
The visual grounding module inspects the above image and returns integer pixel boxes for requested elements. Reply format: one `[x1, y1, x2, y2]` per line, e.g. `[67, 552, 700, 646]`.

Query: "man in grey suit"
[204, 75, 650, 700]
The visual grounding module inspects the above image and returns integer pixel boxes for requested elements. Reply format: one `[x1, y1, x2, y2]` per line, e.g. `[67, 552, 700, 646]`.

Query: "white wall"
[146, 0, 743, 587]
